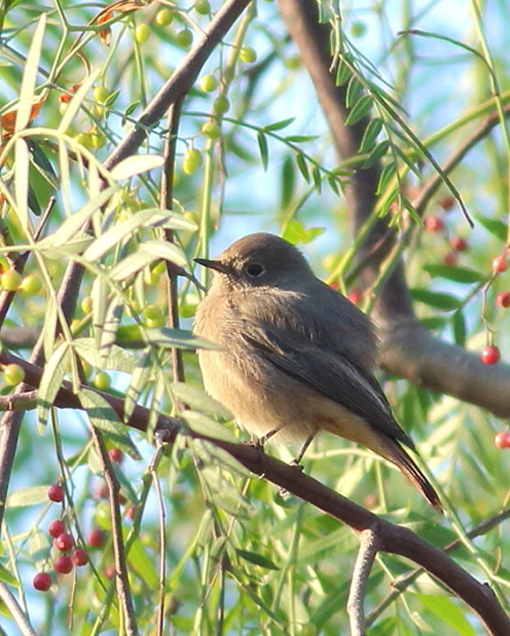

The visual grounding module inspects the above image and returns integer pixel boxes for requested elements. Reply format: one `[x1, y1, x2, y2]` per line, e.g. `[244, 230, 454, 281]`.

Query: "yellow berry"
[135, 23, 150, 43]
[156, 8, 173, 26]
[201, 120, 220, 139]
[144, 269, 159, 285]
[1, 270, 22, 291]
[239, 47, 257, 63]
[182, 148, 202, 175]
[213, 95, 230, 115]
[19, 274, 42, 295]
[3, 363, 25, 386]
[199, 74, 218, 92]
[74, 132, 93, 149]
[81, 296, 93, 313]
[92, 86, 109, 103]
[92, 371, 111, 391]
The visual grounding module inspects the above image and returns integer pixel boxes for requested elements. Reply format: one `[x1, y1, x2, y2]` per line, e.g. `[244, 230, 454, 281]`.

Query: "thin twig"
[347, 529, 381, 636]
[0, 391, 37, 411]
[90, 427, 139, 636]
[0, 582, 37, 636]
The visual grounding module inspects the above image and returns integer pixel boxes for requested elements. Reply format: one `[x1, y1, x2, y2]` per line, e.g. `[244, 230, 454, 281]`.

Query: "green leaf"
[295, 153, 310, 181]
[345, 76, 363, 108]
[359, 118, 383, 153]
[414, 594, 477, 636]
[110, 154, 165, 180]
[37, 342, 70, 428]
[410, 288, 461, 311]
[0, 561, 19, 586]
[452, 309, 466, 346]
[171, 382, 231, 418]
[6, 486, 49, 508]
[110, 249, 157, 281]
[475, 214, 507, 241]
[235, 549, 279, 570]
[39, 185, 119, 248]
[257, 131, 269, 170]
[139, 240, 188, 267]
[263, 117, 294, 131]
[423, 264, 484, 284]
[363, 140, 390, 168]
[335, 58, 352, 86]
[345, 94, 373, 125]
[58, 69, 101, 133]
[376, 161, 397, 194]
[27, 139, 59, 190]
[144, 328, 219, 350]
[15, 13, 45, 132]
[282, 219, 325, 245]
[124, 351, 152, 421]
[280, 155, 295, 209]
[73, 338, 135, 373]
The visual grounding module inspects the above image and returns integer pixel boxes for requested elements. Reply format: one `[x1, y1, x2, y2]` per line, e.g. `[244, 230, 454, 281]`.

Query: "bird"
[193, 232, 441, 512]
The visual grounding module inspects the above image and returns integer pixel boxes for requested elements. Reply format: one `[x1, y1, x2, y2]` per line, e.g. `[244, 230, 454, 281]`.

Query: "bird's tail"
[387, 442, 443, 513]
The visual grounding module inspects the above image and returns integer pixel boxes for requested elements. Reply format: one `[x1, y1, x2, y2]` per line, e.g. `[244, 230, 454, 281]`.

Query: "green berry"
[156, 8, 173, 26]
[213, 95, 230, 115]
[92, 371, 111, 391]
[19, 274, 42, 294]
[3, 363, 25, 386]
[175, 28, 192, 48]
[194, 0, 210, 14]
[1, 270, 22, 291]
[135, 23, 150, 43]
[239, 47, 257, 63]
[92, 86, 109, 103]
[182, 148, 202, 175]
[199, 74, 218, 93]
[201, 120, 220, 139]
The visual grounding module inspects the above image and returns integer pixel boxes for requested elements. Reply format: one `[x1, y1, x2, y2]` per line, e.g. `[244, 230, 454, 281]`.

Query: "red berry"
[71, 548, 88, 566]
[492, 255, 508, 273]
[33, 572, 52, 591]
[53, 533, 74, 552]
[494, 432, 510, 449]
[439, 196, 455, 211]
[48, 519, 66, 538]
[87, 528, 105, 548]
[328, 280, 339, 290]
[104, 566, 116, 579]
[347, 289, 362, 305]
[125, 505, 136, 520]
[480, 345, 501, 365]
[442, 252, 457, 267]
[47, 484, 64, 503]
[449, 237, 467, 252]
[54, 554, 73, 574]
[496, 292, 510, 308]
[108, 448, 123, 463]
[424, 216, 444, 232]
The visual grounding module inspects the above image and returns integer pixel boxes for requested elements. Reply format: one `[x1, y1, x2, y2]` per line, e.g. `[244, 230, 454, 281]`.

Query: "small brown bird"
[193, 233, 441, 511]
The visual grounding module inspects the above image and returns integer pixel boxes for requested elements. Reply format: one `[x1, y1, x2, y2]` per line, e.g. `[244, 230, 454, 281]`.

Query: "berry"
[54, 533, 74, 552]
[54, 554, 73, 574]
[48, 519, 66, 538]
[92, 86, 109, 103]
[494, 432, 510, 449]
[87, 528, 105, 548]
[492, 255, 508, 274]
[439, 196, 455, 211]
[175, 28, 193, 48]
[19, 274, 42, 294]
[125, 505, 136, 520]
[33, 572, 52, 592]
[1, 270, 22, 291]
[194, 0, 211, 14]
[199, 74, 218, 93]
[201, 120, 220, 139]
[3, 363, 25, 386]
[72, 548, 88, 566]
[135, 23, 150, 43]
[156, 8, 173, 26]
[347, 289, 362, 305]
[449, 237, 467, 252]
[480, 345, 501, 365]
[108, 448, 123, 463]
[239, 47, 257, 63]
[182, 148, 202, 175]
[424, 216, 444, 232]
[213, 95, 230, 115]
[496, 292, 510, 308]
[92, 371, 111, 391]
[350, 21, 367, 38]
[47, 484, 64, 503]
[104, 565, 116, 579]
[442, 252, 457, 267]
[80, 296, 93, 313]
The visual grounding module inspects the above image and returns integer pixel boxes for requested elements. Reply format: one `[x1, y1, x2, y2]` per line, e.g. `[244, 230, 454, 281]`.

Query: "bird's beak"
[194, 257, 231, 275]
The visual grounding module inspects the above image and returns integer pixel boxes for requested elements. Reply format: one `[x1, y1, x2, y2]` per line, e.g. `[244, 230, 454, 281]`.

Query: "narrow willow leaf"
[376, 161, 397, 194]
[91, 276, 107, 349]
[263, 117, 294, 132]
[0, 562, 19, 586]
[139, 240, 187, 267]
[171, 382, 231, 418]
[74, 338, 135, 373]
[280, 155, 295, 209]
[345, 94, 373, 125]
[39, 185, 118, 248]
[15, 13, 46, 132]
[452, 309, 466, 347]
[345, 76, 363, 108]
[124, 351, 152, 421]
[335, 59, 351, 86]
[359, 118, 383, 153]
[58, 69, 101, 133]
[144, 328, 220, 350]
[295, 153, 309, 181]
[182, 411, 235, 442]
[423, 264, 483, 284]
[235, 549, 279, 570]
[14, 138, 29, 231]
[257, 131, 269, 170]
[6, 486, 49, 508]
[27, 139, 59, 189]
[410, 288, 461, 311]
[37, 342, 69, 428]
[475, 214, 507, 241]
[110, 249, 156, 281]
[110, 154, 165, 180]
[363, 140, 390, 168]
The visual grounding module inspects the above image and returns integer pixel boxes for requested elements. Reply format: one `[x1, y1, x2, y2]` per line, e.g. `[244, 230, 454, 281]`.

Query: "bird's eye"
[245, 263, 265, 278]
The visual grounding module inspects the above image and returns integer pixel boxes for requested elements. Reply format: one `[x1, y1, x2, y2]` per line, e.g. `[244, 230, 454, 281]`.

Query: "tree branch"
[347, 529, 380, 636]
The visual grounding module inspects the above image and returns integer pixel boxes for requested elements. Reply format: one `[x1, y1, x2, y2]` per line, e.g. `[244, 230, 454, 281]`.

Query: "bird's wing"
[241, 321, 415, 449]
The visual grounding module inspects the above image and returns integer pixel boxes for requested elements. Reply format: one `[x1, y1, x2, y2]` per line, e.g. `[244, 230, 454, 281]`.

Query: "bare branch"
[347, 529, 380, 636]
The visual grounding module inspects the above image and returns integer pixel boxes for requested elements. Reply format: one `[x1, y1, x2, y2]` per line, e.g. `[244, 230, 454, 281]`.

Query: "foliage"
[0, 0, 509, 635]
